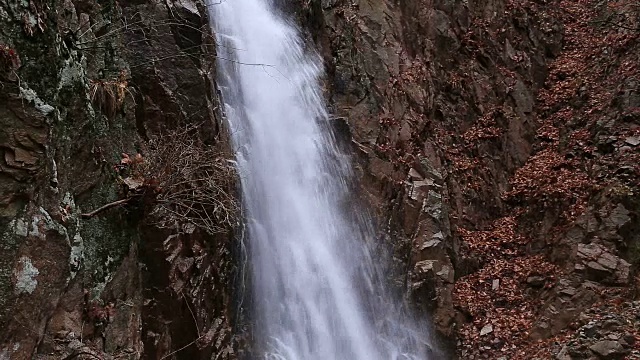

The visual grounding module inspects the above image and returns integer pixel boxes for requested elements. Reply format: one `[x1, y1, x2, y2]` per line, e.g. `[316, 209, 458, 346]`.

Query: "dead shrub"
[135, 126, 239, 234]
[90, 70, 132, 119]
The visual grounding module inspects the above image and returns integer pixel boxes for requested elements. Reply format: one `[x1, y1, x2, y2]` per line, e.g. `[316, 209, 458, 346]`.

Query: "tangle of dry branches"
[139, 126, 239, 234]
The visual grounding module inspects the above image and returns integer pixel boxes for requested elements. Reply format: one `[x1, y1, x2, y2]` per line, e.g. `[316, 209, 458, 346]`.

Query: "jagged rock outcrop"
[577, 243, 630, 286]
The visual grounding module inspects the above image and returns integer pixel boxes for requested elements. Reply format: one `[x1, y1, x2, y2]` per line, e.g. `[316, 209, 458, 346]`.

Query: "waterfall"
[209, 1, 436, 359]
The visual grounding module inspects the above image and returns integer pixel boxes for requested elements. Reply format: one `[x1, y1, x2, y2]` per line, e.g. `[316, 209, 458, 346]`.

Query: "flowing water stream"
[209, 1, 435, 359]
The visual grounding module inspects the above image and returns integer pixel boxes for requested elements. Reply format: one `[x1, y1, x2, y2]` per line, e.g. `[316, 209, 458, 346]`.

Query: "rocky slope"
[302, 0, 639, 358]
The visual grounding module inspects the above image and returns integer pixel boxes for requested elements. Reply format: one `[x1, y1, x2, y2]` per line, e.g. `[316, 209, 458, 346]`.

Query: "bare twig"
[159, 333, 207, 360]
[81, 197, 135, 219]
[181, 291, 201, 336]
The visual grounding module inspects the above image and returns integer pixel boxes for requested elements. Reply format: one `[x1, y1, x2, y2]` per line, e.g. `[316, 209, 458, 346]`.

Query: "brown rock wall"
[304, 0, 639, 357]
[0, 0, 240, 357]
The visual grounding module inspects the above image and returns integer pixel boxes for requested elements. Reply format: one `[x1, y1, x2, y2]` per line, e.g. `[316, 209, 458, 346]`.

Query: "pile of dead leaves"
[505, 147, 593, 208]
[452, 0, 639, 358]
[457, 217, 528, 263]
[455, 251, 559, 358]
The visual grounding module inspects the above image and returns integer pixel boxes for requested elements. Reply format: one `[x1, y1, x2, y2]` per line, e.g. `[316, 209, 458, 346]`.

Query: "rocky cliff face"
[0, 0, 241, 358]
[2, 0, 638, 358]
[302, 0, 639, 358]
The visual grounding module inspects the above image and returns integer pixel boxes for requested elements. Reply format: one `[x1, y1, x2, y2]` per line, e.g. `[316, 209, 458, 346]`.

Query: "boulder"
[577, 244, 631, 285]
[589, 340, 628, 359]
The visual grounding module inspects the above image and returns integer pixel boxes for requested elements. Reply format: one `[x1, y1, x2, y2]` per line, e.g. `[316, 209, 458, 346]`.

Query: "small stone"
[538, 321, 550, 330]
[492, 279, 500, 290]
[436, 265, 454, 283]
[527, 276, 546, 287]
[408, 168, 422, 180]
[480, 324, 493, 336]
[421, 232, 445, 250]
[609, 205, 631, 229]
[420, 238, 442, 250]
[622, 334, 636, 345]
[414, 260, 437, 276]
[560, 287, 577, 297]
[582, 324, 598, 338]
[602, 319, 622, 330]
[624, 136, 640, 146]
[123, 177, 144, 190]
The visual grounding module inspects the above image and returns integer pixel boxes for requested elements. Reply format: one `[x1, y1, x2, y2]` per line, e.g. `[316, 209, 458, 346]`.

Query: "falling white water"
[209, 1, 436, 359]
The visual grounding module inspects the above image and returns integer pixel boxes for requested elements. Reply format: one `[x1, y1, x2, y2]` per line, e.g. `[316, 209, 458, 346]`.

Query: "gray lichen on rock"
[19, 86, 56, 116]
[13, 256, 39, 294]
